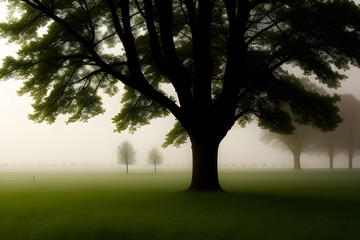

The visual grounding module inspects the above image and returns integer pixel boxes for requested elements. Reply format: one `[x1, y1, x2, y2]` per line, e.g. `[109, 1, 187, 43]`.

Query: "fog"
[1, 76, 359, 169]
[0, 79, 290, 169]
[0, 4, 359, 170]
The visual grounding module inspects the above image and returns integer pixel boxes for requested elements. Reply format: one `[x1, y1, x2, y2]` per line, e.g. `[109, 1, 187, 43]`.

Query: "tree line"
[262, 80, 360, 169]
[117, 141, 163, 173]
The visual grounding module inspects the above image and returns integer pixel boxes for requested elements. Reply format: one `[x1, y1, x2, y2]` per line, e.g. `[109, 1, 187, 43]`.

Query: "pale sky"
[0, 3, 359, 169]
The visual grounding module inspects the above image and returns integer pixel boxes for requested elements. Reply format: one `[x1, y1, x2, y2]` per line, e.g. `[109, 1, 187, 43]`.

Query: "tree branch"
[22, 0, 182, 123]
[234, 107, 250, 121]
[246, 17, 286, 46]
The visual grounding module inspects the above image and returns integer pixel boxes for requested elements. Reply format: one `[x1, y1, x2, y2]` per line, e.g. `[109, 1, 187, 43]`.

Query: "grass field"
[1, 168, 360, 240]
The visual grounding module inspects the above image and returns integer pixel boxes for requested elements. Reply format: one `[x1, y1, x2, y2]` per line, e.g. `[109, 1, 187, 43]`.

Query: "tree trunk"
[187, 136, 222, 191]
[155, 163, 157, 173]
[328, 151, 334, 169]
[349, 152, 353, 169]
[126, 163, 129, 173]
[329, 155, 334, 169]
[293, 151, 302, 170]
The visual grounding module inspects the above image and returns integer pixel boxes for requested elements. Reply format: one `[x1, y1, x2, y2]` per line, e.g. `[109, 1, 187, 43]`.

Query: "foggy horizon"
[0, 76, 359, 169]
[0, 3, 359, 170]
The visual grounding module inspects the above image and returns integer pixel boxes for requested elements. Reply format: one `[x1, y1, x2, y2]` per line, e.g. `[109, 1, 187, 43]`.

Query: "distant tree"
[117, 141, 136, 173]
[262, 124, 315, 169]
[310, 130, 341, 169]
[147, 147, 163, 173]
[335, 94, 360, 168]
[5, 1, 360, 190]
[270, 94, 360, 169]
[261, 79, 330, 169]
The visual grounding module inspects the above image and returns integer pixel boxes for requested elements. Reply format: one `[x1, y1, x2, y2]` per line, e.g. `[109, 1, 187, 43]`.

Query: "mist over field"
[0, 79, 359, 170]
[0, 70, 359, 169]
[0, 1, 359, 171]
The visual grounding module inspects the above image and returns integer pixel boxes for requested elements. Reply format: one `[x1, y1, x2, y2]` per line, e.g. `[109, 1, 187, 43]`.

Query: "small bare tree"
[117, 141, 136, 173]
[147, 147, 163, 173]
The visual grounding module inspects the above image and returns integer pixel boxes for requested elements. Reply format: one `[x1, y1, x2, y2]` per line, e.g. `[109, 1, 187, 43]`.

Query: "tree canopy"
[1, 0, 359, 190]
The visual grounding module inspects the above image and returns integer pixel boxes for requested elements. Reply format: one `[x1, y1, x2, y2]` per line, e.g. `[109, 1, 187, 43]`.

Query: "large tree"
[2, 1, 360, 191]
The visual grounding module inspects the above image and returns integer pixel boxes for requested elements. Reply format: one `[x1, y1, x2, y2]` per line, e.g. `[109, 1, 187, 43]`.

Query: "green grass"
[1, 168, 360, 240]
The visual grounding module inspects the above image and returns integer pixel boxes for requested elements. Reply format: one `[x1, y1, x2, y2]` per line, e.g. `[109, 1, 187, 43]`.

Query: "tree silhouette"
[261, 78, 332, 169]
[4, 1, 360, 190]
[309, 94, 360, 168]
[147, 147, 163, 173]
[310, 130, 342, 169]
[335, 94, 360, 168]
[264, 94, 360, 169]
[261, 124, 315, 169]
[117, 141, 136, 173]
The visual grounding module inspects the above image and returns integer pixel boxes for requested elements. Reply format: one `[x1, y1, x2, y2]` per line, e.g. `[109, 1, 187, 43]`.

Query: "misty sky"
[0, 3, 359, 169]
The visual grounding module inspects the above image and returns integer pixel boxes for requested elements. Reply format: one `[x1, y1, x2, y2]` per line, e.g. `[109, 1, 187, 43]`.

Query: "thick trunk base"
[187, 176, 223, 192]
[186, 183, 223, 192]
[187, 137, 223, 192]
